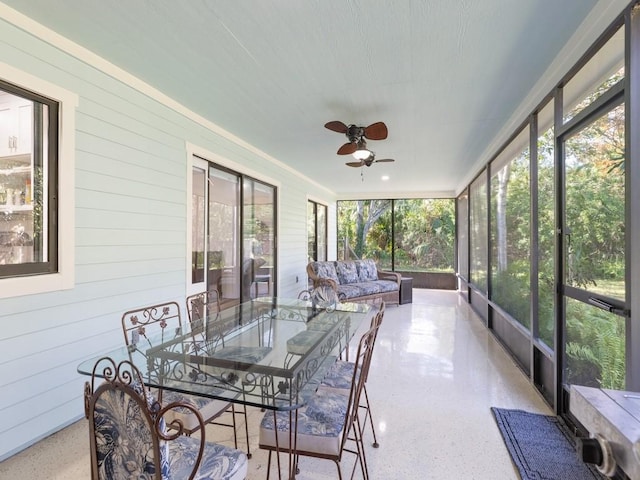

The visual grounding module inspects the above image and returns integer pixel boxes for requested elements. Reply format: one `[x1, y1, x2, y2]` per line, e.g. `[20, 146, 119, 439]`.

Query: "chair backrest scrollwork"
[121, 301, 183, 352]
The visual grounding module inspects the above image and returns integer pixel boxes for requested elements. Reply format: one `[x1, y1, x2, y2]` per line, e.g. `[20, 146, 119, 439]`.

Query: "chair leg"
[241, 404, 252, 458]
[333, 459, 343, 480]
[266, 450, 272, 480]
[230, 404, 239, 450]
[361, 385, 379, 448]
[353, 415, 370, 480]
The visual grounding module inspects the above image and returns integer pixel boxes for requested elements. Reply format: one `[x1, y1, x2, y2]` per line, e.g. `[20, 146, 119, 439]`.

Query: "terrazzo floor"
[0, 289, 551, 479]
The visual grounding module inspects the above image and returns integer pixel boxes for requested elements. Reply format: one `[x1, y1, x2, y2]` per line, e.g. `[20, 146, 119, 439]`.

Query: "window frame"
[307, 199, 327, 262]
[0, 62, 77, 298]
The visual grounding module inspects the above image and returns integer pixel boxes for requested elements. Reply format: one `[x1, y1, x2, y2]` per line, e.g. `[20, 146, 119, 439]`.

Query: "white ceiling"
[2, 0, 621, 198]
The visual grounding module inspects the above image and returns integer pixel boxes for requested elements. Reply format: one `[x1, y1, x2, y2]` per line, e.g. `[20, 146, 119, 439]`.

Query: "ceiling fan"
[346, 151, 395, 168]
[324, 120, 388, 155]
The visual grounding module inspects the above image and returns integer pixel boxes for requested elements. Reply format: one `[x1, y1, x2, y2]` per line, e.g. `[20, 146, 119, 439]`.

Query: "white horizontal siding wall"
[0, 13, 336, 460]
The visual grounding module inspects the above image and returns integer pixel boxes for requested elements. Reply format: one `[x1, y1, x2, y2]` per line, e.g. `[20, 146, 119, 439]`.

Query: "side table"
[400, 276, 413, 304]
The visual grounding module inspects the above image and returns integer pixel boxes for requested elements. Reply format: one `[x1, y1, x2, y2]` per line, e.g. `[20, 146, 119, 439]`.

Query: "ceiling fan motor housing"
[346, 125, 365, 143]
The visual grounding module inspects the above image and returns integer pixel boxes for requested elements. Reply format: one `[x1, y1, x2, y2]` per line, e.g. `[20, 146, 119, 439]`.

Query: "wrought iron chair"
[84, 357, 248, 480]
[121, 301, 247, 454]
[185, 292, 253, 457]
[186, 289, 221, 325]
[258, 322, 380, 480]
[320, 302, 385, 448]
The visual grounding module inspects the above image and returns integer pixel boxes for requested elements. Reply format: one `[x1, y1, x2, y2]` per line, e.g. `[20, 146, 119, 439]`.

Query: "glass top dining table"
[77, 297, 374, 411]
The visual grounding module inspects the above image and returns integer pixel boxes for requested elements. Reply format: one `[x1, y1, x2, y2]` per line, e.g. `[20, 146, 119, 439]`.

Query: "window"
[536, 101, 555, 348]
[307, 200, 327, 262]
[393, 198, 455, 273]
[190, 154, 277, 307]
[0, 83, 57, 277]
[337, 198, 455, 273]
[490, 127, 531, 328]
[0, 67, 76, 298]
[337, 199, 392, 268]
[470, 172, 488, 292]
[456, 190, 469, 281]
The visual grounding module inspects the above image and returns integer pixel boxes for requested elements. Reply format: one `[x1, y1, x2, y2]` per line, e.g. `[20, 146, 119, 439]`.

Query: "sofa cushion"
[335, 261, 359, 285]
[374, 279, 400, 293]
[310, 261, 339, 283]
[336, 284, 363, 299]
[337, 281, 399, 300]
[355, 259, 378, 282]
[353, 282, 383, 297]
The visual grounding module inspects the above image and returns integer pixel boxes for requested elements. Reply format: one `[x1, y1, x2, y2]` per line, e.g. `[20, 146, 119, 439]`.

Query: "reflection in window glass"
[490, 130, 531, 328]
[393, 199, 454, 272]
[307, 201, 315, 262]
[243, 179, 275, 300]
[470, 173, 488, 292]
[191, 166, 206, 283]
[307, 200, 327, 262]
[564, 103, 625, 301]
[317, 204, 327, 261]
[0, 87, 55, 276]
[565, 297, 625, 389]
[208, 167, 240, 303]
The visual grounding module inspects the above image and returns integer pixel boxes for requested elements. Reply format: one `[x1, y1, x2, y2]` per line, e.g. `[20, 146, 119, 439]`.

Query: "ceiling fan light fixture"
[352, 138, 371, 160]
[353, 148, 372, 160]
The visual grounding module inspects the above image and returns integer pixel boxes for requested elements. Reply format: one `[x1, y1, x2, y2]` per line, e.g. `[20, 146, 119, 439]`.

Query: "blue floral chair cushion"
[355, 259, 378, 282]
[335, 261, 359, 285]
[321, 360, 360, 390]
[169, 436, 248, 480]
[259, 388, 349, 456]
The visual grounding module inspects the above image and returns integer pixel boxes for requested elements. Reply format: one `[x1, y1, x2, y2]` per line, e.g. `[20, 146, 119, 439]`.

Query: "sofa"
[306, 259, 401, 305]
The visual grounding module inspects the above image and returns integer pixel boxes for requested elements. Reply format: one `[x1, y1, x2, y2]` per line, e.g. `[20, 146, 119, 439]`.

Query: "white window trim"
[0, 62, 78, 299]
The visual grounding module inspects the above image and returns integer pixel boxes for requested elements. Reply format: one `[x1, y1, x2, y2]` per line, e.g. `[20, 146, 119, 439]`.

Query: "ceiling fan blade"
[374, 158, 395, 163]
[324, 121, 348, 134]
[363, 122, 388, 140]
[346, 161, 364, 168]
[337, 142, 357, 155]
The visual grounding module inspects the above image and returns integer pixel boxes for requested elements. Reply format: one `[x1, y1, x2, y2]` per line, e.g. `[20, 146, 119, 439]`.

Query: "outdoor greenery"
[563, 100, 625, 390]
[470, 176, 488, 291]
[490, 138, 531, 328]
[565, 298, 626, 389]
[337, 198, 455, 272]
[482, 75, 626, 389]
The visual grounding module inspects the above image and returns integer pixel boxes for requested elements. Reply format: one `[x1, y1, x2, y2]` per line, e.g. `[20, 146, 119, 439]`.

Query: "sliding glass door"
[190, 156, 277, 307]
[242, 178, 276, 300]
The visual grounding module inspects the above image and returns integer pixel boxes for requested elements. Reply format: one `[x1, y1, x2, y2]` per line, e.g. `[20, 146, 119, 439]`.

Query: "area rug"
[491, 407, 606, 480]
